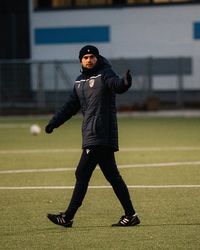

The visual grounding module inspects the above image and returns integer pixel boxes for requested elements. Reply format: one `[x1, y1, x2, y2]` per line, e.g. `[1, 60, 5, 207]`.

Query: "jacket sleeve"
[102, 68, 131, 94]
[48, 86, 80, 129]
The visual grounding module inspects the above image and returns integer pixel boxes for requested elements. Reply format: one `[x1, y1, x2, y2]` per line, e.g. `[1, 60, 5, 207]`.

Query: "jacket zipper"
[82, 80, 87, 109]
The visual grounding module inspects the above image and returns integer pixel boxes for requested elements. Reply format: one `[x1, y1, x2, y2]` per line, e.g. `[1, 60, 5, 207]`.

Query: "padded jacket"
[48, 56, 131, 151]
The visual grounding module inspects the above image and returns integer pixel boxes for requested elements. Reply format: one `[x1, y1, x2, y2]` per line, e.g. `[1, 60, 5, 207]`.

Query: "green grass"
[0, 115, 200, 250]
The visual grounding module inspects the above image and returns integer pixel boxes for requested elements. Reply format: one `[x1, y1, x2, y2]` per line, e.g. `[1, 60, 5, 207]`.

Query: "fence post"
[176, 57, 184, 108]
[0, 63, 2, 115]
[37, 63, 45, 110]
[54, 61, 59, 109]
[147, 57, 153, 95]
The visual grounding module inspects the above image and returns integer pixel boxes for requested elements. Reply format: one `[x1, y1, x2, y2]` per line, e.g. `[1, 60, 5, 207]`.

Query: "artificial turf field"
[0, 114, 200, 250]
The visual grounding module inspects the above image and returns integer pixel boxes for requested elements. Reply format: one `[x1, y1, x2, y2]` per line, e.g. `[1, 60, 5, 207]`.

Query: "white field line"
[0, 124, 30, 128]
[0, 149, 80, 154]
[1, 147, 200, 155]
[119, 161, 200, 169]
[0, 167, 76, 174]
[120, 147, 200, 152]
[0, 185, 200, 190]
[1, 161, 200, 174]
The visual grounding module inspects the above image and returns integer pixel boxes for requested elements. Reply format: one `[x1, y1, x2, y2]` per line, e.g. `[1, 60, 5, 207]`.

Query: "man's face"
[81, 54, 97, 69]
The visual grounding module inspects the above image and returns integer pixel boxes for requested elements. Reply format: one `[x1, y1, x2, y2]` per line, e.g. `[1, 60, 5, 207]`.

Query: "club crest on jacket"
[89, 79, 95, 88]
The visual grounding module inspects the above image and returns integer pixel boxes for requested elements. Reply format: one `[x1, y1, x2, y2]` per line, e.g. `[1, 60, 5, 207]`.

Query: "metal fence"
[0, 57, 199, 115]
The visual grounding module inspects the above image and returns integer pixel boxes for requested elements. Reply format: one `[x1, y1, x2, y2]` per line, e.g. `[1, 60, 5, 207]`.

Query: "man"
[45, 45, 140, 227]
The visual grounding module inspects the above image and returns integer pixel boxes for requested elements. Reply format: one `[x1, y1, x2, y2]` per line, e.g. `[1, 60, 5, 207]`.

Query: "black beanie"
[79, 45, 99, 61]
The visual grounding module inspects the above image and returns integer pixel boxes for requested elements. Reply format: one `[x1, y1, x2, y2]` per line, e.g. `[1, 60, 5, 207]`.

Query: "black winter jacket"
[48, 56, 131, 151]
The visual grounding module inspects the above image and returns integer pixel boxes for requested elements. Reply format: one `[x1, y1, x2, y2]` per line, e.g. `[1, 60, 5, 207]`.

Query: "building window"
[75, 0, 112, 7]
[33, 0, 199, 10]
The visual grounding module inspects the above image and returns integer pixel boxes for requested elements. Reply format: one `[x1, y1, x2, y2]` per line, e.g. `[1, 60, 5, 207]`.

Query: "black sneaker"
[112, 214, 140, 227]
[47, 212, 73, 228]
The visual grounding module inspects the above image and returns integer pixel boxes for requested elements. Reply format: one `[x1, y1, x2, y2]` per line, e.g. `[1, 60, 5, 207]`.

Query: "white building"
[29, 1, 200, 108]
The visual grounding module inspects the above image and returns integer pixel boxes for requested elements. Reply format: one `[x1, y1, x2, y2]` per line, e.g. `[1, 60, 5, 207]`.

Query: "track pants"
[65, 146, 135, 220]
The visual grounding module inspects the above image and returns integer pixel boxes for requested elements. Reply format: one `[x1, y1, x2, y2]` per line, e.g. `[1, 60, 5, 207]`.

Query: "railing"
[0, 57, 199, 115]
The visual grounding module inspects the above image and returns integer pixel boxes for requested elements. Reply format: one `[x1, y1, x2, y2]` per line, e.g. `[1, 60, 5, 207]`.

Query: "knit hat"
[79, 45, 99, 61]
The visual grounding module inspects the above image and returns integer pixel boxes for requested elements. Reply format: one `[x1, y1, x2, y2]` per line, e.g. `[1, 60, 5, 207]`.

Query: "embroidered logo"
[86, 149, 90, 154]
[89, 79, 95, 88]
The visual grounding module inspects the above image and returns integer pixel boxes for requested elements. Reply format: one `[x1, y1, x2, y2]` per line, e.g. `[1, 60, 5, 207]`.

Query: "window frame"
[33, 0, 200, 12]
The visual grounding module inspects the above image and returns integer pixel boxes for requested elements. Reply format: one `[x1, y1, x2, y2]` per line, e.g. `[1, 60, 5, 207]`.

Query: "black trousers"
[65, 146, 135, 220]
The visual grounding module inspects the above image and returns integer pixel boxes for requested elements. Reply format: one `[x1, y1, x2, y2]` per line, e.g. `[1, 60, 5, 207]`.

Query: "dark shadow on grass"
[138, 223, 200, 227]
[3, 223, 199, 237]
[44, 222, 200, 230]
